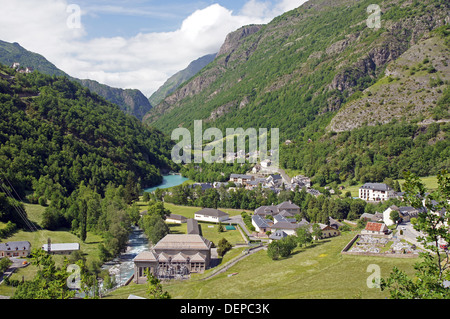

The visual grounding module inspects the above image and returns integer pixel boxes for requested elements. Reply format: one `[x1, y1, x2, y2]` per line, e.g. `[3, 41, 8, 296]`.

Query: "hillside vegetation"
[0, 63, 175, 198]
[144, 0, 449, 185]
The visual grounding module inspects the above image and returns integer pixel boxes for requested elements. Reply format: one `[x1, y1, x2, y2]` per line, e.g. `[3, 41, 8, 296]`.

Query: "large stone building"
[359, 183, 396, 202]
[133, 234, 212, 283]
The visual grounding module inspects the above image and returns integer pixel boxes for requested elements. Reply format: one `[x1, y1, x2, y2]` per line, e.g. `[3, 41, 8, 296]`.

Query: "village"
[1, 159, 442, 294]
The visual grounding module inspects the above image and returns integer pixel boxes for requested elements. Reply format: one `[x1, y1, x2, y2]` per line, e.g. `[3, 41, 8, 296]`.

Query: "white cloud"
[0, 0, 308, 97]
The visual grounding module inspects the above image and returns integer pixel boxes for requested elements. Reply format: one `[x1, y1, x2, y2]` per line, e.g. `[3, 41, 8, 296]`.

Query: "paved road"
[227, 215, 259, 242]
[277, 168, 292, 188]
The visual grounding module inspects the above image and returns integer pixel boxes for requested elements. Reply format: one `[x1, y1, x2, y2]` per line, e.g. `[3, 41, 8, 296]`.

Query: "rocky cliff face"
[328, 33, 450, 132]
[148, 53, 217, 106]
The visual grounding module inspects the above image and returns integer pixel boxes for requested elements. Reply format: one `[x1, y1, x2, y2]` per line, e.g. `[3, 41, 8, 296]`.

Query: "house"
[362, 222, 389, 235]
[269, 230, 288, 241]
[328, 217, 344, 230]
[252, 164, 261, 174]
[261, 159, 271, 168]
[254, 201, 300, 217]
[265, 174, 283, 187]
[194, 208, 229, 223]
[254, 205, 279, 217]
[383, 205, 418, 226]
[291, 175, 311, 188]
[133, 234, 212, 283]
[0, 241, 31, 258]
[166, 214, 187, 224]
[276, 201, 300, 216]
[270, 221, 299, 236]
[318, 224, 340, 239]
[359, 183, 396, 202]
[229, 174, 254, 185]
[252, 214, 272, 233]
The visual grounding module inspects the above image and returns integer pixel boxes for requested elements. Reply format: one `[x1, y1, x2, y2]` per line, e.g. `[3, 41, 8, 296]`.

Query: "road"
[277, 168, 292, 188]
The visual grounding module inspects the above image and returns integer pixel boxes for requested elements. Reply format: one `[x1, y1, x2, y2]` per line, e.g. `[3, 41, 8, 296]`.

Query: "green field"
[107, 231, 418, 299]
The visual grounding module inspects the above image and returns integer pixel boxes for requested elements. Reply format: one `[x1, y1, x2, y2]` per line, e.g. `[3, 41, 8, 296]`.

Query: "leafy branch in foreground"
[380, 170, 450, 298]
[144, 269, 171, 299]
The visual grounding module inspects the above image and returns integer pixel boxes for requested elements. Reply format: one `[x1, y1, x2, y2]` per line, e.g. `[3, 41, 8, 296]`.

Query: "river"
[100, 174, 189, 292]
[101, 226, 149, 288]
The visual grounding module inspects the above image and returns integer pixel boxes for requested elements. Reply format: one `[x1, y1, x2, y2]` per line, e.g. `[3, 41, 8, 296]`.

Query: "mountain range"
[143, 0, 449, 137]
[0, 40, 153, 120]
[148, 53, 217, 106]
[0, 0, 448, 187]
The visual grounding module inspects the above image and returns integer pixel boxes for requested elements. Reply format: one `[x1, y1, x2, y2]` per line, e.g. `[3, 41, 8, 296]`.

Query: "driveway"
[0, 257, 29, 284]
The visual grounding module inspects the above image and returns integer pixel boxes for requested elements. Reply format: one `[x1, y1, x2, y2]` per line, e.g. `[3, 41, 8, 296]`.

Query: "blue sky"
[0, 0, 308, 96]
[77, 0, 248, 37]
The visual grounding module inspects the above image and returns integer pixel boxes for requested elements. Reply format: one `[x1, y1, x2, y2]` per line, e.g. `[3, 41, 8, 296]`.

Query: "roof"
[271, 221, 299, 230]
[278, 210, 294, 217]
[42, 243, 80, 252]
[195, 208, 229, 218]
[0, 241, 31, 251]
[269, 230, 288, 240]
[187, 218, 200, 235]
[254, 205, 278, 215]
[167, 214, 187, 221]
[276, 201, 299, 210]
[153, 234, 212, 251]
[252, 214, 271, 228]
[360, 183, 393, 191]
[189, 252, 207, 262]
[365, 222, 387, 232]
[172, 252, 189, 262]
[134, 250, 158, 262]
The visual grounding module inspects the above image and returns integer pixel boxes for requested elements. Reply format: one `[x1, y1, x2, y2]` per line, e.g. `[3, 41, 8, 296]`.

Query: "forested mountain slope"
[0, 63, 175, 198]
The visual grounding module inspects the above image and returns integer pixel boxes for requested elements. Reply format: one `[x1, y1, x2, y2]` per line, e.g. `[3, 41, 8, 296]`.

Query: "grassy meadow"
[107, 230, 418, 299]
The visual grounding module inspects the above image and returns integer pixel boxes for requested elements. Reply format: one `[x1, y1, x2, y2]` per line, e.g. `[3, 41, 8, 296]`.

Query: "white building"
[359, 183, 396, 202]
[42, 243, 80, 255]
[194, 208, 229, 223]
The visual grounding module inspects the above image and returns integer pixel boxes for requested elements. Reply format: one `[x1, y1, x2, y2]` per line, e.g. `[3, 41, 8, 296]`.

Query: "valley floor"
[105, 230, 417, 299]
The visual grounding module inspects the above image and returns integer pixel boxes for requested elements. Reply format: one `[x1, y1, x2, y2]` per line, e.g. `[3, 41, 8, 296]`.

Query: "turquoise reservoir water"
[143, 174, 189, 193]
